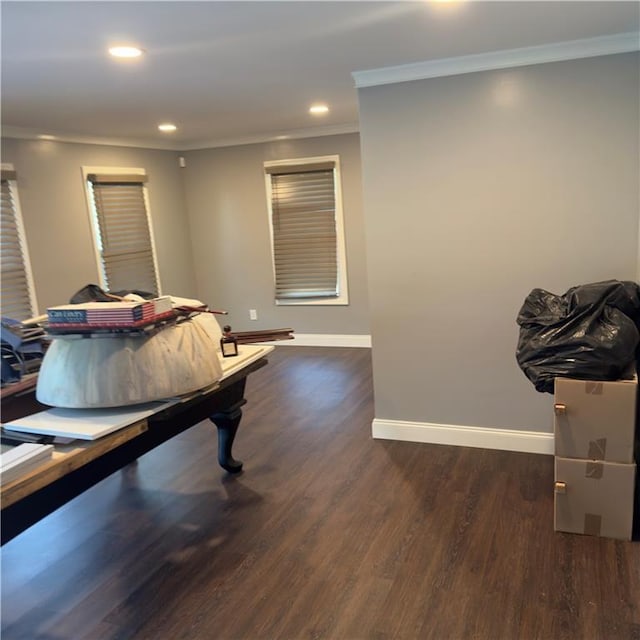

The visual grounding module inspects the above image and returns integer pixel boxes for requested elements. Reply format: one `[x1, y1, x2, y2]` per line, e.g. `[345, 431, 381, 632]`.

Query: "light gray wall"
[182, 133, 370, 334]
[358, 53, 639, 433]
[1, 133, 370, 336]
[1, 138, 197, 312]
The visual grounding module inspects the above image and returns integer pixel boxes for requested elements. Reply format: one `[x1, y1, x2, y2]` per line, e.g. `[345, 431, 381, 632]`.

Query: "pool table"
[0, 345, 271, 545]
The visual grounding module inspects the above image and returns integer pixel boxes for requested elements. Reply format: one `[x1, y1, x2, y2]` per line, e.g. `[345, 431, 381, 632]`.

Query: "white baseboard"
[372, 418, 554, 455]
[263, 334, 371, 348]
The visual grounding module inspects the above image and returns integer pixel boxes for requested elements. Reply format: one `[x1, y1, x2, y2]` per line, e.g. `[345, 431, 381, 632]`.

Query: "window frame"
[82, 166, 162, 295]
[264, 155, 349, 306]
[1, 163, 38, 320]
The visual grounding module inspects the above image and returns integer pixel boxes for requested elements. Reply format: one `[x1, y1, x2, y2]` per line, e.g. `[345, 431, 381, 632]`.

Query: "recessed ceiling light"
[37, 134, 56, 140]
[309, 104, 329, 115]
[109, 46, 144, 59]
[158, 123, 177, 133]
[428, 0, 466, 10]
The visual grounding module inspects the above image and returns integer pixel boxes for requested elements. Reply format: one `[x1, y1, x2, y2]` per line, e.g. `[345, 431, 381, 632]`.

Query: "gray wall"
[182, 133, 370, 334]
[358, 53, 639, 433]
[1, 138, 197, 312]
[1, 133, 370, 336]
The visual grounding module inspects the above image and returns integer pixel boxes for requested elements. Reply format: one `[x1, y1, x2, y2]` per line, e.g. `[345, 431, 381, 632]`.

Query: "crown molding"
[0, 126, 180, 151]
[179, 122, 360, 151]
[353, 32, 640, 88]
[1, 122, 360, 152]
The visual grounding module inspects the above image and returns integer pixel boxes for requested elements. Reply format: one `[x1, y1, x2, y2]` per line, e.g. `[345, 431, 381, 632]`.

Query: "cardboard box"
[554, 457, 636, 540]
[554, 374, 637, 463]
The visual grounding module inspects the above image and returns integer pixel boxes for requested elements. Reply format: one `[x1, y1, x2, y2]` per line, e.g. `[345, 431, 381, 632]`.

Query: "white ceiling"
[1, 1, 638, 150]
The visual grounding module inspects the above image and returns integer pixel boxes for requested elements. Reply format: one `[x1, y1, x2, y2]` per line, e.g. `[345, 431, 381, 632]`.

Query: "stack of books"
[1, 318, 48, 383]
[46, 297, 175, 333]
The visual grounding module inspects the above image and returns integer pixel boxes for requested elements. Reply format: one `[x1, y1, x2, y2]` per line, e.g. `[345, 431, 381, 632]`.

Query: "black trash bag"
[69, 284, 156, 304]
[69, 284, 114, 303]
[109, 288, 155, 300]
[516, 280, 640, 394]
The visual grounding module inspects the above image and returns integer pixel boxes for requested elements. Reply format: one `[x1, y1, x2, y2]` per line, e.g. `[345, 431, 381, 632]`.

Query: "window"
[264, 155, 348, 305]
[0, 167, 37, 320]
[84, 168, 161, 295]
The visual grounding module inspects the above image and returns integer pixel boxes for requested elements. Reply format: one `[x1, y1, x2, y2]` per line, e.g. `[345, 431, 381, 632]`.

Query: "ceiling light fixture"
[37, 134, 56, 140]
[428, 0, 466, 10]
[158, 123, 177, 132]
[108, 46, 144, 59]
[309, 104, 329, 115]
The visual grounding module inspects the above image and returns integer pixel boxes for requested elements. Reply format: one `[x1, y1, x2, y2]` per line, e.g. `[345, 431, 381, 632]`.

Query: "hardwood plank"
[1, 346, 638, 640]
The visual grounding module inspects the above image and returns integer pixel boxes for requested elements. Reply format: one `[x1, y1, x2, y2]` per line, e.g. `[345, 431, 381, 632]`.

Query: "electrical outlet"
[249, 309, 257, 321]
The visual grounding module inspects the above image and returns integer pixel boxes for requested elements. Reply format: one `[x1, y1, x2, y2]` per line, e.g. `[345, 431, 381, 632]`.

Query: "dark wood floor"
[2, 346, 639, 640]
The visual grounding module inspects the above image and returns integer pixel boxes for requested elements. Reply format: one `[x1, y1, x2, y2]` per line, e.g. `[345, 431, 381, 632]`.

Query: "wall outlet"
[249, 309, 257, 321]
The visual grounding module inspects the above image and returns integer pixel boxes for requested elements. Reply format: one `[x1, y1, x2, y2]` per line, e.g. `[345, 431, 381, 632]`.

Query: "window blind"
[1, 175, 34, 321]
[269, 167, 338, 299]
[88, 175, 159, 295]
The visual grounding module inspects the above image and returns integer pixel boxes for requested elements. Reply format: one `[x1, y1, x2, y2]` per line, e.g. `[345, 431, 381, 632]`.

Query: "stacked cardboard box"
[553, 373, 637, 540]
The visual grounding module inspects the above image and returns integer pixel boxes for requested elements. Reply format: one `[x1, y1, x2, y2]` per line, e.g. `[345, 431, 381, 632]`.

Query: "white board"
[2, 401, 175, 440]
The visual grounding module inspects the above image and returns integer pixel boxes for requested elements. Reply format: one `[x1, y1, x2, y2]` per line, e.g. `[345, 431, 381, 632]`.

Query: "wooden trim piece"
[262, 333, 371, 348]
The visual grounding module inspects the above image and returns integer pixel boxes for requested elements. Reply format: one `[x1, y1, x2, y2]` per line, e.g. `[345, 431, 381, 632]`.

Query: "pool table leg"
[210, 398, 247, 473]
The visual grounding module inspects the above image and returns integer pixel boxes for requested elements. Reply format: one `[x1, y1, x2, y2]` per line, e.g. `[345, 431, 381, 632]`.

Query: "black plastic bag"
[516, 280, 640, 393]
[69, 284, 115, 303]
[69, 284, 155, 304]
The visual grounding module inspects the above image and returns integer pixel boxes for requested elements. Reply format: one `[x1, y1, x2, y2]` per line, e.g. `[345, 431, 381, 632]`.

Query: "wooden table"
[1, 347, 271, 545]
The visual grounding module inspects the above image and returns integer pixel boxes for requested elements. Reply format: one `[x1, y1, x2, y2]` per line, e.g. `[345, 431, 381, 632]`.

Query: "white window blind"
[1, 170, 36, 321]
[267, 161, 338, 300]
[87, 173, 160, 295]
